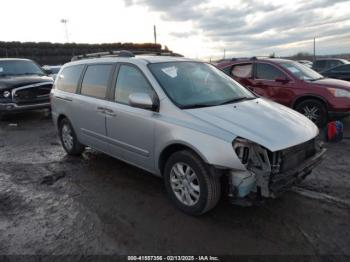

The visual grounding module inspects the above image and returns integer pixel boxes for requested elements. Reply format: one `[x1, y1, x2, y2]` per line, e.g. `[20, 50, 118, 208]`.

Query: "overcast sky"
[1, 0, 350, 59]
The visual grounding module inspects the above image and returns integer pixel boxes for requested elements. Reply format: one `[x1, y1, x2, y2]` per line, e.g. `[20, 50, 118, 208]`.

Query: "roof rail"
[249, 56, 274, 61]
[71, 49, 183, 61]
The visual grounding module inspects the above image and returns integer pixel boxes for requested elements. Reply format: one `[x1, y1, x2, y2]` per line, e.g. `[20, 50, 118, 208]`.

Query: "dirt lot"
[0, 111, 349, 258]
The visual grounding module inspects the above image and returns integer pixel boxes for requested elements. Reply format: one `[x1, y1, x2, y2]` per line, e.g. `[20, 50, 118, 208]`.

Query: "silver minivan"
[51, 52, 326, 215]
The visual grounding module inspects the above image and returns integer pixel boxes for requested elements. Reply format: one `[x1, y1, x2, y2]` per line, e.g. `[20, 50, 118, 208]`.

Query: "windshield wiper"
[22, 72, 45, 76]
[309, 77, 325, 81]
[181, 103, 218, 109]
[217, 96, 256, 105]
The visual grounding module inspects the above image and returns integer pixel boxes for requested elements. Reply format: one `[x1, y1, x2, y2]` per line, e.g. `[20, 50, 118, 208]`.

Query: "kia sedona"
[51, 51, 326, 215]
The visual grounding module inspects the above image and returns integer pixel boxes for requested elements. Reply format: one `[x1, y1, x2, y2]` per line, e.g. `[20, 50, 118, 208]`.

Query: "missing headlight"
[232, 137, 253, 165]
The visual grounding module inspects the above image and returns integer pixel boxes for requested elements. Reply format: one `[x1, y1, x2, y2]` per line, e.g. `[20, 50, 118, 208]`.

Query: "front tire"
[58, 118, 85, 155]
[295, 99, 327, 127]
[163, 150, 221, 215]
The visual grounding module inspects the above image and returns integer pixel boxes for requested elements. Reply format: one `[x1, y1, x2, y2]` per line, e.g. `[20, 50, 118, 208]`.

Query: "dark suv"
[217, 58, 350, 126]
[0, 58, 53, 119]
[312, 58, 349, 73]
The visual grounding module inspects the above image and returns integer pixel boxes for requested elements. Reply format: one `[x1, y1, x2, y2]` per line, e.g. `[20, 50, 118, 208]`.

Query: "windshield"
[0, 60, 45, 77]
[280, 61, 323, 81]
[149, 62, 255, 109]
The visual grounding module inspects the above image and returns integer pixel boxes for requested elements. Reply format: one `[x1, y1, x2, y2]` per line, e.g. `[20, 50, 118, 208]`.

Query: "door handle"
[104, 108, 116, 117]
[105, 111, 116, 117]
[96, 107, 116, 117]
[96, 106, 106, 113]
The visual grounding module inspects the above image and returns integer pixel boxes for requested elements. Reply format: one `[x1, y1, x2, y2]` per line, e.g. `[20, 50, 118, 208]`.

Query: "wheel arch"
[57, 114, 68, 126]
[292, 95, 329, 110]
[158, 143, 210, 176]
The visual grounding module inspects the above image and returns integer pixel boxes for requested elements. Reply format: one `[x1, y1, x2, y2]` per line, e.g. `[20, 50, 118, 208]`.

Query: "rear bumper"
[269, 147, 327, 195]
[0, 102, 50, 113]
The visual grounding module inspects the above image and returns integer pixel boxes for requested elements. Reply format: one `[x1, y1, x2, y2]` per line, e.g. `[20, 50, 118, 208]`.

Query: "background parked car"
[0, 58, 53, 119]
[312, 58, 349, 72]
[42, 65, 61, 80]
[217, 57, 350, 126]
[298, 60, 313, 68]
[321, 63, 350, 81]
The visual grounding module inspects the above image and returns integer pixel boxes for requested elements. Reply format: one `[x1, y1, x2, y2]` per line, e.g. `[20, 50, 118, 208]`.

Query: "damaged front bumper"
[269, 147, 326, 196]
[229, 138, 326, 201]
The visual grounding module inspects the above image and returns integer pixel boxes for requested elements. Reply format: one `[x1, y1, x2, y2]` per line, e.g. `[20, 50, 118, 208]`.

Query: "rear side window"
[231, 64, 252, 78]
[56, 65, 84, 93]
[115, 65, 155, 104]
[256, 63, 285, 80]
[81, 64, 113, 99]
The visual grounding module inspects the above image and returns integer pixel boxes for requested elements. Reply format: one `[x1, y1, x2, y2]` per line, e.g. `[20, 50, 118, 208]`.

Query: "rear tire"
[58, 118, 85, 155]
[295, 99, 327, 127]
[163, 150, 221, 215]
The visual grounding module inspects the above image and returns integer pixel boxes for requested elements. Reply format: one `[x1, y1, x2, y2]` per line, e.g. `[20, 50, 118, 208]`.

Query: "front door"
[105, 64, 158, 172]
[251, 62, 294, 106]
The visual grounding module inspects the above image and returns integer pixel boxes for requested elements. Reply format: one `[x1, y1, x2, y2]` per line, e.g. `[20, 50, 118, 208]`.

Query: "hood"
[186, 98, 318, 152]
[311, 78, 350, 91]
[0, 75, 53, 90]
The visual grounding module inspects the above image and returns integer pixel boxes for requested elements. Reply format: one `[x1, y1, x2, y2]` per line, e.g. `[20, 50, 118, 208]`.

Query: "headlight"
[3, 91, 11, 98]
[327, 88, 350, 98]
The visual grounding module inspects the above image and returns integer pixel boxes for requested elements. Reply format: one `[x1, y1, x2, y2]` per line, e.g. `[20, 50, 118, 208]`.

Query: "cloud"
[125, 0, 350, 57]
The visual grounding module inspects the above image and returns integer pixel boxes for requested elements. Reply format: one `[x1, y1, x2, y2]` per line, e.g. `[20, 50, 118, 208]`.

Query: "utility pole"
[313, 37, 316, 62]
[61, 19, 69, 43]
[223, 49, 226, 59]
[154, 25, 157, 45]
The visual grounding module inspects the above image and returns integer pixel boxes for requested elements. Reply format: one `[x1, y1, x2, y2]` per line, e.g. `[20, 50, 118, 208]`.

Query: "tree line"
[0, 41, 167, 65]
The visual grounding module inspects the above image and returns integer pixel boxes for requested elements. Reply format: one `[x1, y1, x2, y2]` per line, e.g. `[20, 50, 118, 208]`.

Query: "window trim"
[77, 63, 116, 101]
[111, 62, 159, 110]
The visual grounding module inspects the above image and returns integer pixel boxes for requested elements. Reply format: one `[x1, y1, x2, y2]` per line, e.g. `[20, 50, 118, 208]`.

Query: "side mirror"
[129, 93, 157, 110]
[275, 76, 290, 83]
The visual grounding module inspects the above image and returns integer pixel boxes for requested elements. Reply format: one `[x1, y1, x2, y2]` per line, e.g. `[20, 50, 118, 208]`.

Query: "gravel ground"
[0, 111, 349, 258]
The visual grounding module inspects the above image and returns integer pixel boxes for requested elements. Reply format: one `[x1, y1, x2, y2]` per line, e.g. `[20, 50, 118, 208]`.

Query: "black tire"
[163, 150, 221, 216]
[295, 99, 327, 127]
[58, 118, 85, 155]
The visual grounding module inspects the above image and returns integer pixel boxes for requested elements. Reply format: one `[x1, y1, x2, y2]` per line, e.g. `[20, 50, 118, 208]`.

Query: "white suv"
[51, 51, 326, 215]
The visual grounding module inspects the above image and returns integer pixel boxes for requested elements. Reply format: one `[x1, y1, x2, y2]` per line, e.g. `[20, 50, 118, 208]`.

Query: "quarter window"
[256, 63, 285, 80]
[115, 65, 155, 104]
[56, 65, 84, 93]
[231, 64, 252, 78]
[81, 64, 112, 99]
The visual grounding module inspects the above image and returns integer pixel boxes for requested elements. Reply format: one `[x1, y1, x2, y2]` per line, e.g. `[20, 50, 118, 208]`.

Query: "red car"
[217, 58, 350, 126]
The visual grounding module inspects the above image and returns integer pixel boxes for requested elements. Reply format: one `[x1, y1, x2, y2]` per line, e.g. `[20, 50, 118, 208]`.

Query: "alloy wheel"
[170, 162, 200, 206]
[302, 105, 320, 122]
[61, 124, 74, 151]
